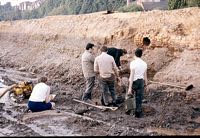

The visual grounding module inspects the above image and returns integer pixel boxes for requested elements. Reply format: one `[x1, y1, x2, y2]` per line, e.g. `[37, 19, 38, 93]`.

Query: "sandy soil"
[0, 7, 200, 136]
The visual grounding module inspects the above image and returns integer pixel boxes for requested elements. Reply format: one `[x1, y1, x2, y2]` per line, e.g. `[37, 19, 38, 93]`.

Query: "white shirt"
[94, 52, 118, 78]
[130, 57, 147, 81]
[29, 82, 50, 102]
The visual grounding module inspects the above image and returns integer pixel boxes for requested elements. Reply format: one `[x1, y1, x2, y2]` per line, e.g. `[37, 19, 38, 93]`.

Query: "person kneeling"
[28, 76, 55, 112]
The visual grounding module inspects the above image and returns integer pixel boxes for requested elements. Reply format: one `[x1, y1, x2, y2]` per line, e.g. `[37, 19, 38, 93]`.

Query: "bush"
[168, 0, 200, 10]
[118, 4, 143, 12]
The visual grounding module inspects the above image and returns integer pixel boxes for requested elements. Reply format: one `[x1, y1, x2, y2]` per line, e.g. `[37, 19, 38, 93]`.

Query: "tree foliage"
[168, 0, 200, 10]
[0, 0, 127, 21]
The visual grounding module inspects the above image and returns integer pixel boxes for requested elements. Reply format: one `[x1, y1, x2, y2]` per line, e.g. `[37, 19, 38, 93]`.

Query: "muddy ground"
[0, 7, 200, 136]
[1, 66, 200, 136]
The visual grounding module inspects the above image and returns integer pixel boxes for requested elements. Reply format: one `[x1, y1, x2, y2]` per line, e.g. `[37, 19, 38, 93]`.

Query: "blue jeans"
[82, 76, 95, 101]
[99, 78, 116, 106]
[132, 79, 144, 116]
[28, 101, 52, 112]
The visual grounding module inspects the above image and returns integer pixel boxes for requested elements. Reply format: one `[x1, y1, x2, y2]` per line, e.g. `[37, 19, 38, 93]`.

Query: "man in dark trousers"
[94, 46, 120, 107]
[107, 47, 127, 70]
[127, 48, 148, 118]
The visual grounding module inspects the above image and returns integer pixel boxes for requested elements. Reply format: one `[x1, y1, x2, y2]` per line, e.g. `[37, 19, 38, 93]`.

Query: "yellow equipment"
[12, 81, 33, 98]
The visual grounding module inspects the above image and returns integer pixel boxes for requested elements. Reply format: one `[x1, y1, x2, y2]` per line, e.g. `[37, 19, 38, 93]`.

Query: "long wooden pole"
[73, 99, 118, 111]
[0, 84, 16, 98]
[149, 81, 185, 89]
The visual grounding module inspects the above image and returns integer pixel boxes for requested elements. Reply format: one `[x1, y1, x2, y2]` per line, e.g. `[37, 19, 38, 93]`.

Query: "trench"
[1, 65, 200, 136]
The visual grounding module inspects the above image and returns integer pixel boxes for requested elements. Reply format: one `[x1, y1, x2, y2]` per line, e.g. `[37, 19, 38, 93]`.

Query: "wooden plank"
[73, 99, 118, 111]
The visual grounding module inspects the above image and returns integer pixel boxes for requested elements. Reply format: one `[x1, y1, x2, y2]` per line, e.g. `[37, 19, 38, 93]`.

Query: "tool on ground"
[149, 80, 194, 91]
[0, 84, 17, 98]
[73, 99, 118, 111]
[11, 81, 33, 98]
[125, 93, 135, 115]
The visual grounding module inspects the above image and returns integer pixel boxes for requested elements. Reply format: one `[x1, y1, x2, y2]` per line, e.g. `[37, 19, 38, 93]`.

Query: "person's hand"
[118, 66, 122, 70]
[127, 88, 132, 95]
[50, 94, 56, 100]
[117, 77, 122, 86]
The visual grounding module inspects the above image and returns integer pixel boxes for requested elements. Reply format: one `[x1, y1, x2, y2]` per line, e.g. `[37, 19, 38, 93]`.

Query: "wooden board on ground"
[73, 99, 118, 111]
[22, 110, 110, 125]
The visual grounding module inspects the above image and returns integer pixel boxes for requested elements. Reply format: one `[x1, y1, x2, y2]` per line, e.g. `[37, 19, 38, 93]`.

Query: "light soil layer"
[0, 7, 200, 136]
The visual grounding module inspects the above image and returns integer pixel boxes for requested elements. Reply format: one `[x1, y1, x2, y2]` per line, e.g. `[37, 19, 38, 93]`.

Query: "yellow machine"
[11, 81, 33, 98]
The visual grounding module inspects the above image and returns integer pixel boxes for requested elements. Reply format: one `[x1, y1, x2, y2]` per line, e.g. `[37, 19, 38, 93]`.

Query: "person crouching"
[28, 76, 55, 112]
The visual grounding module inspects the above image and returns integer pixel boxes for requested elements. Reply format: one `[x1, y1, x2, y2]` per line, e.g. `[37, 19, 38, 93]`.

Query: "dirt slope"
[0, 7, 200, 88]
[0, 7, 200, 136]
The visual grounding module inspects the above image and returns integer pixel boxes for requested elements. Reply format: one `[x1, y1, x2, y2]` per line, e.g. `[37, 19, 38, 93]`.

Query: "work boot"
[112, 102, 119, 107]
[135, 111, 144, 118]
[142, 99, 147, 104]
[85, 99, 95, 105]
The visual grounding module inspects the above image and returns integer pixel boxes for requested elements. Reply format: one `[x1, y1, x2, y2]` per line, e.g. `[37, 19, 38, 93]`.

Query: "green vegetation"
[0, 0, 126, 21]
[0, 0, 200, 21]
[118, 3, 143, 12]
[168, 0, 200, 10]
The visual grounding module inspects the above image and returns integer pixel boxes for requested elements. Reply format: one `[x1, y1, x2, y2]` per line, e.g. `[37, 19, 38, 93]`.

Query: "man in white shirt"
[28, 76, 55, 112]
[128, 48, 147, 118]
[94, 46, 120, 107]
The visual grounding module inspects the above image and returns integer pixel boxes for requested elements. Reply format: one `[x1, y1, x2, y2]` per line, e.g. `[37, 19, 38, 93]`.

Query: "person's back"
[28, 76, 55, 112]
[107, 47, 127, 69]
[130, 58, 147, 81]
[107, 47, 119, 58]
[29, 82, 50, 102]
[95, 53, 116, 78]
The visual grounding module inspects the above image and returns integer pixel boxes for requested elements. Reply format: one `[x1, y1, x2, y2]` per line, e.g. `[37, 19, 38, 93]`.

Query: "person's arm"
[144, 69, 148, 86]
[94, 58, 99, 75]
[112, 57, 119, 77]
[115, 51, 121, 68]
[128, 68, 135, 95]
[45, 86, 51, 103]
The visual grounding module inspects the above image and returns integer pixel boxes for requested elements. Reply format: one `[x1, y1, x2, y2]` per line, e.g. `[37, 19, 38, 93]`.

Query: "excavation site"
[0, 7, 200, 136]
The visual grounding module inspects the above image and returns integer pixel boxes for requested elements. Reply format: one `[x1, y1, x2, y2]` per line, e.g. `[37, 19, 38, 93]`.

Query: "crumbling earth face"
[0, 7, 200, 136]
[1, 67, 200, 136]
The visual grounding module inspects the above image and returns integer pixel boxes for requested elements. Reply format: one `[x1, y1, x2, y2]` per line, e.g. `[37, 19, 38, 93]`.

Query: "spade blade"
[185, 85, 194, 91]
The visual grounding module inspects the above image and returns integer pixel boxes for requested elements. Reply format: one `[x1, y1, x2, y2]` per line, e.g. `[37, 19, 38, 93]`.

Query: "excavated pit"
[0, 7, 200, 136]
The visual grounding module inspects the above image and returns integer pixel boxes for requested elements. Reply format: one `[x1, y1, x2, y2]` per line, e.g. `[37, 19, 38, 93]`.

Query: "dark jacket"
[107, 47, 123, 67]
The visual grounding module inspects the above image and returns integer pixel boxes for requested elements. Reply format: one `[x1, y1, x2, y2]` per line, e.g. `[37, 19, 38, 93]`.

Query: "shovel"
[149, 81, 194, 91]
[73, 99, 118, 111]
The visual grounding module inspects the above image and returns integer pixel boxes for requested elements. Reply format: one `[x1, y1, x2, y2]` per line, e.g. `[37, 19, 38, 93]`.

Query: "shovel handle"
[149, 81, 185, 89]
[73, 99, 118, 111]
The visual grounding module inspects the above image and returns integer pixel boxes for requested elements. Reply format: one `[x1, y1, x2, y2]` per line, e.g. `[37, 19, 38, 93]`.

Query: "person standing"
[107, 47, 127, 70]
[81, 43, 96, 103]
[28, 76, 55, 112]
[127, 48, 147, 118]
[94, 46, 120, 107]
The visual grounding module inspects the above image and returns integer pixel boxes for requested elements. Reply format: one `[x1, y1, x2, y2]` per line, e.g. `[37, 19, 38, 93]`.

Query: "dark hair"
[39, 76, 48, 83]
[122, 49, 127, 54]
[143, 37, 151, 46]
[100, 46, 108, 52]
[86, 43, 94, 50]
[135, 48, 143, 57]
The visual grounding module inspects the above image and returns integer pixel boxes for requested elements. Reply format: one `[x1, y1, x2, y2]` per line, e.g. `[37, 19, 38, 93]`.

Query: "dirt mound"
[0, 7, 200, 136]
